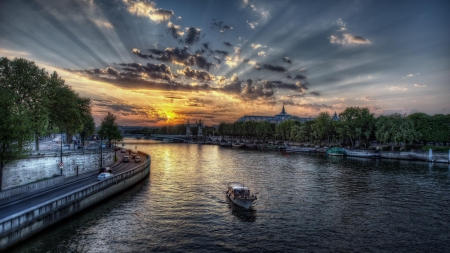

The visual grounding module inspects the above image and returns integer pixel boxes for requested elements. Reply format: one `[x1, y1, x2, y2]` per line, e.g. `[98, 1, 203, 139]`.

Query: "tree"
[98, 112, 123, 146]
[311, 112, 333, 144]
[80, 115, 96, 146]
[0, 57, 50, 151]
[47, 72, 92, 140]
[0, 88, 35, 190]
[337, 107, 375, 148]
[375, 113, 421, 148]
[276, 120, 296, 143]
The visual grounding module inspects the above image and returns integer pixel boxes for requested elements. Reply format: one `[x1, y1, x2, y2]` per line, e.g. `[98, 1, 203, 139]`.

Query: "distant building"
[236, 104, 315, 124]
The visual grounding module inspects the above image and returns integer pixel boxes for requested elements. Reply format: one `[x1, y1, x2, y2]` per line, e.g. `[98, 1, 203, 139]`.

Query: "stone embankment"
[0, 151, 150, 252]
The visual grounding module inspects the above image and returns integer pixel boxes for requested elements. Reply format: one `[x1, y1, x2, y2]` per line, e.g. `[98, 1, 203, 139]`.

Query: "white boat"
[226, 182, 257, 209]
[344, 149, 380, 158]
[231, 142, 245, 148]
[285, 146, 316, 153]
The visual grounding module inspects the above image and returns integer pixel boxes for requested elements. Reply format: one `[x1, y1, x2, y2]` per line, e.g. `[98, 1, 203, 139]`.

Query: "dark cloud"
[242, 79, 275, 100]
[167, 22, 183, 39]
[211, 20, 233, 33]
[282, 57, 292, 64]
[294, 74, 307, 80]
[310, 91, 320, 96]
[178, 67, 214, 81]
[155, 47, 213, 71]
[202, 43, 210, 50]
[214, 56, 222, 64]
[219, 76, 242, 94]
[185, 27, 201, 45]
[214, 50, 229, 58]
[118, 62, 173, 81]
[268, 80, 309, 93]
[255, 64, 287, 73]
[132, 48, 154, 59]
[223, 41, 232, 47]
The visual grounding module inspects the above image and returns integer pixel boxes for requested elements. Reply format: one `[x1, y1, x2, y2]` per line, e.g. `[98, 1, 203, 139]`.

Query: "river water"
[11, 140, 450, 252]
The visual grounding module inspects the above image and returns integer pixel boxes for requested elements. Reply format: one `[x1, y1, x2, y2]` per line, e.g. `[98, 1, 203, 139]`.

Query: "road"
[0, 150, 146, 220]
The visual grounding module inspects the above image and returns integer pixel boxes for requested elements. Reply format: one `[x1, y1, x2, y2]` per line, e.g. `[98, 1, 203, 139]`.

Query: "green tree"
[0, 88, 34, 190]
[337, 107, 375, 148]
[98, 112, 123, 146]
[375, 113, 421, 148]
[47, 72, 92, 142]
[276, 120, 296, 143]
[0, 57, 50, 151]
[79, 115, 96, 146]
[311, 112, 333, 144]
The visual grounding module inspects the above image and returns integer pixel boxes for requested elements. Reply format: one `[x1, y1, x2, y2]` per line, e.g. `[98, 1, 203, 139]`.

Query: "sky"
[1, 0, 449, 127]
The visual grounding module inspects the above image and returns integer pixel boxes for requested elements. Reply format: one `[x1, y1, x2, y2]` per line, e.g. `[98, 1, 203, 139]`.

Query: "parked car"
[98, 167, 112, 174]
[123, 156, 130, 162]
[135, 156, 141, 163]
[97, 172, 113, 181]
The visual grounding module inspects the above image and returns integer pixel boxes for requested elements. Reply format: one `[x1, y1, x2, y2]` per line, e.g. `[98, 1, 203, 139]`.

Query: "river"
[11, 140, 450, 252]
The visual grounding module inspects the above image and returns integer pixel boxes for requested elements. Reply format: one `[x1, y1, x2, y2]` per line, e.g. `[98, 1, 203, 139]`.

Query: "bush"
[421, 146, 450, 151]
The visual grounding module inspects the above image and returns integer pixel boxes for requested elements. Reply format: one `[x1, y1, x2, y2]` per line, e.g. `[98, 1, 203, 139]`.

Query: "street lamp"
[100, 132, 103, 168]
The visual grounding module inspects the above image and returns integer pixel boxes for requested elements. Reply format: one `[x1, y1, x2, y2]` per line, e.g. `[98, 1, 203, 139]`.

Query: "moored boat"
[226, 182, 257, 209]
[326, 147, 345, 156]
[231, 142, 245, 148]
[344, 149, 380, 158]
[285, 146, 316, 153]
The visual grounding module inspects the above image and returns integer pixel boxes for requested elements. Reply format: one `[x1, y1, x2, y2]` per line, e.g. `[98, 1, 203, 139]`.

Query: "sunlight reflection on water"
[11, 140, 450, 252]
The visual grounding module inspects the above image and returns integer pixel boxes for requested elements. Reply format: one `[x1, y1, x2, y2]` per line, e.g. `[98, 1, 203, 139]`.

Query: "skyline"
[1, 0, 449, 126]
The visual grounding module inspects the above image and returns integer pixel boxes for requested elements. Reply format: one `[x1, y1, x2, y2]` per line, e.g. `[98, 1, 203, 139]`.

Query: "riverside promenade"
[0, 142, 151, 251]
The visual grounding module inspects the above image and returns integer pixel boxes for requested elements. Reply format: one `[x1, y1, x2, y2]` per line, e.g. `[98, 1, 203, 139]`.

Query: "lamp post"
[60, 131, 63, 175]
[100, 134, 103, 168]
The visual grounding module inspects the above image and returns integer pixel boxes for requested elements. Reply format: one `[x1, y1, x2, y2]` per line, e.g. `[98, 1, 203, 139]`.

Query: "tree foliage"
[98, 112, 123, 146]
[375, 113, 421, 145]
[336, 107, 375, 148]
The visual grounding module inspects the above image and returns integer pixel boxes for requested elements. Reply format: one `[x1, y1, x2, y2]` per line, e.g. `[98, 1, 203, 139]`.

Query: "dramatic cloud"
[167, 21, 184, 39]
[155, 47, 213, 71]
[242, 79, 275, 100]
[255, 64, 287, 73]
[269, 81, 309, 93]
[132, 48, 154, 59]
[123, 0, 174, 22]
[223, 41, 233, 47]
[310, 91, 320, 96]
[251, 43, 263, 49]
[184, 27, 201, 45]
[177, 67, 215, 81]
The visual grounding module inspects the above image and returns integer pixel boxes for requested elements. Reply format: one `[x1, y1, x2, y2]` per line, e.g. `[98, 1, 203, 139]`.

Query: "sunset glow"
[1, 0, 449, 126]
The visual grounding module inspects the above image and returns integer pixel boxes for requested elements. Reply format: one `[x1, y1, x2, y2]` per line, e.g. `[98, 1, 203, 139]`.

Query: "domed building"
[236, 104, 315, 124]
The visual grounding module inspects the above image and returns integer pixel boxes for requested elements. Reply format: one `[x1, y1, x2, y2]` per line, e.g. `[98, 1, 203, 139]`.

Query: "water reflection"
[9, 141, 450, 253]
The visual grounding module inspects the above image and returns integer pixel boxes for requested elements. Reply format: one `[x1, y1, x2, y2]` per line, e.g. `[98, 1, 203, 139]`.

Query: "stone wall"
[2, 150, 114, 191]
